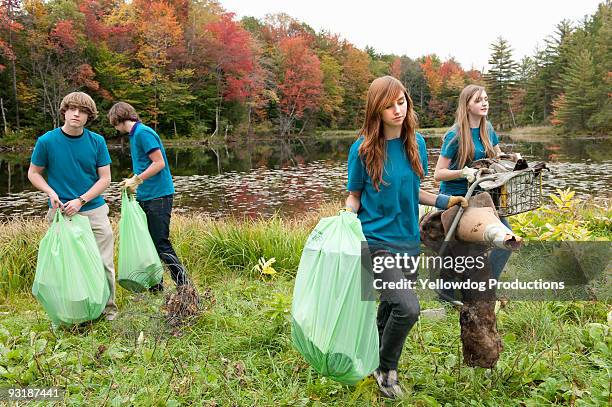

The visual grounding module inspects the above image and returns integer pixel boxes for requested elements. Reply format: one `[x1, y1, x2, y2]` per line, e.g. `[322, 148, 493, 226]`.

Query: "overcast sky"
[219, 0, 603, 71]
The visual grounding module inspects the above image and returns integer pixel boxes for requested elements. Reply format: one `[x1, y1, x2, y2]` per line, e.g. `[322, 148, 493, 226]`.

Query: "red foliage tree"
[389, 57, 401, 79]
[0, 0, 22, 71]
[439, 59, 463, 82]
[465, 69, 483, 83]
[79, 0, 111, 43]
[206, 13, 256, 101]
[73, 63, 100, 91]
[421, 54, 443, 96]
[277, 36, 323, 136]
[49, 20, 78, 53]
[205, 12, 259, 135]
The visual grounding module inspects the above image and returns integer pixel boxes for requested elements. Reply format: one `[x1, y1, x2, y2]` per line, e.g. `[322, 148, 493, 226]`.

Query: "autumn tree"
[388, 57, 401, 79]
[340, 44, 370, 129]
[0, 0, 23, 130]
[263, 13, 315, 43]
[22, 0, 96, 128]
[1, 0, 606, 139]
[421, 55, 442, 96]
[276, 36, 322, 137]
[318, 52, 344, 128]
[205, 13, 259, 137]
[133, 1, 184, 130]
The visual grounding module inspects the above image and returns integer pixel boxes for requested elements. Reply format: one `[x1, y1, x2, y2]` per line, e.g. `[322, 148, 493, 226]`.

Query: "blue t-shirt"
[347, 133, 428, 254]
[129, 122, 175, 201]
[439, 123, 499, 196]
[30, 128, 111, 211]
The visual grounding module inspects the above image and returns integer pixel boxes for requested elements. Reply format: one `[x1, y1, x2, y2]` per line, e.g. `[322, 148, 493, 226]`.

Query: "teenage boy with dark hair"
[108, 101, 190, 291]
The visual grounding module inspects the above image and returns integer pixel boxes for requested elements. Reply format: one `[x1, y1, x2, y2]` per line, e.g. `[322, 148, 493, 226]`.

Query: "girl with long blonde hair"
[433, 84, 502, 194]
[433, 84, 511, 286]
[345, 76, 467, 399]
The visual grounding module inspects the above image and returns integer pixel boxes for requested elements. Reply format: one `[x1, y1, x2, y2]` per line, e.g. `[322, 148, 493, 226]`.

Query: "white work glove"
[119, 174, 143, 194]
[461, 167, 478, 183]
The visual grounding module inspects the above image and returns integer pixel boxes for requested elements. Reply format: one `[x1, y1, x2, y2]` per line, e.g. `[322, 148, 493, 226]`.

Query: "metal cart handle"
[434, 174, 497, 306]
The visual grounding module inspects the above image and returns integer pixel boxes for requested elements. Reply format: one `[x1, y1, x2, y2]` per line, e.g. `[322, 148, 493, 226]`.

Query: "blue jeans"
[439, 217, 512, 302]
[489, 217, 512, 280]
[139, 195, 189, 287]
[373, 251, 420, 371]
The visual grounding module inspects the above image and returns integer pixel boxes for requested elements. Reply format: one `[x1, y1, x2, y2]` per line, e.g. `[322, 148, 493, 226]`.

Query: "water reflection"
[0, 135, 610, 219]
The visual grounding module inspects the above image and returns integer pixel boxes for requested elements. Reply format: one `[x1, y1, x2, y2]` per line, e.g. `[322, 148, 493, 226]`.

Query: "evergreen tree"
[485, 37, 519, 129]
[554, 48, 598, 130]
[554, 2, 611, 133]
[585, 1, 611, 133]
[515, 56, 537, 124]
[522, 21, 573, 124]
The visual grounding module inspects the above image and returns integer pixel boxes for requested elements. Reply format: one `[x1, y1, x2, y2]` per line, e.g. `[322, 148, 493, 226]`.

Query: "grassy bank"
[317, 127, 449, 140]
[504, 125, 612, 142]
[3, 125, 609, 153]
[0, 200, 610, 405]
[505, 126, 561, 142]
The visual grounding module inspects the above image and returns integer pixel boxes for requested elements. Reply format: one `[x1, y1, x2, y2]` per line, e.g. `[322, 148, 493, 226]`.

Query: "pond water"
[0, 134, 610, 219]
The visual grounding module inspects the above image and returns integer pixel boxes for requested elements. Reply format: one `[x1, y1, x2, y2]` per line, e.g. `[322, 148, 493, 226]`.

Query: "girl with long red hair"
[345, 76, 466, 398]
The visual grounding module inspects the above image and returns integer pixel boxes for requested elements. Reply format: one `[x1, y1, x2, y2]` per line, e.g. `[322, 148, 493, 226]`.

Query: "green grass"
[0, 218, 46, 298]
[0, 206, 610, 405]
[0, 204, 337, 300]
[1, 280, 609, 405]
[509, 125, 559, 135]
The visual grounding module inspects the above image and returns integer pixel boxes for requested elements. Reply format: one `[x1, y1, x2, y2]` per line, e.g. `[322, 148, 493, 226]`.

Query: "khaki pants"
[46, 204, 117, 314]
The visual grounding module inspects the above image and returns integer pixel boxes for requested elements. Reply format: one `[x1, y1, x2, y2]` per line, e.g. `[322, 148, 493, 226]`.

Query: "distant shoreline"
[1, 126, 610, 153]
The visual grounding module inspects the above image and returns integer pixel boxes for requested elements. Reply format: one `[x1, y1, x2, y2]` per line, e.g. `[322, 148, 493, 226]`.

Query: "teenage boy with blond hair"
[108, 101, 190, 291]
[28, 92, 117, 321]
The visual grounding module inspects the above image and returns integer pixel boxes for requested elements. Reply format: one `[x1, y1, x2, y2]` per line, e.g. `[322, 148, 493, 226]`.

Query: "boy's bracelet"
[344, 205, 356, 213]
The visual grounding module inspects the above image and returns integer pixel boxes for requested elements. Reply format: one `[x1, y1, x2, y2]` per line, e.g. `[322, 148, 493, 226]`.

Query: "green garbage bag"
[118, 191, 163, 292]
[32, 211, 110, 326]
[291, 211, 379, 385]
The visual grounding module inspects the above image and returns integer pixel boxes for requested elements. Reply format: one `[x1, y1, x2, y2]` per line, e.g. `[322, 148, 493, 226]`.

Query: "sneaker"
[103, 305, 118, 321]
[149, 283, 164, 293]
[104, 310, 118, 321]
[373, 368, 404, 399]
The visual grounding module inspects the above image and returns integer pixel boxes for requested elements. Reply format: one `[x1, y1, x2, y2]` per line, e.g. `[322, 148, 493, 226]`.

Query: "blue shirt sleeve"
[347, 139, 365, 191]
[417, 133, 428, 176]
[31, 137, 48, 167]
[488, 122, 499, 146]
[136, 128, 162, 156]
[440, 129, 459, 159]
[96, 136, 112, 167]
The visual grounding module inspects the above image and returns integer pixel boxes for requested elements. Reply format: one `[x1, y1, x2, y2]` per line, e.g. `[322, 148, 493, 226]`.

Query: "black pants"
[139, 195, 189, 286]
[373, 251, 420, 371]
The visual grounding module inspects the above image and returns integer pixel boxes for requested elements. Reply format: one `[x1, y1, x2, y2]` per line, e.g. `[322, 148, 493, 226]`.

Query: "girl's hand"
[448, 196, 468, 208]
[461, 167, 477, 183]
